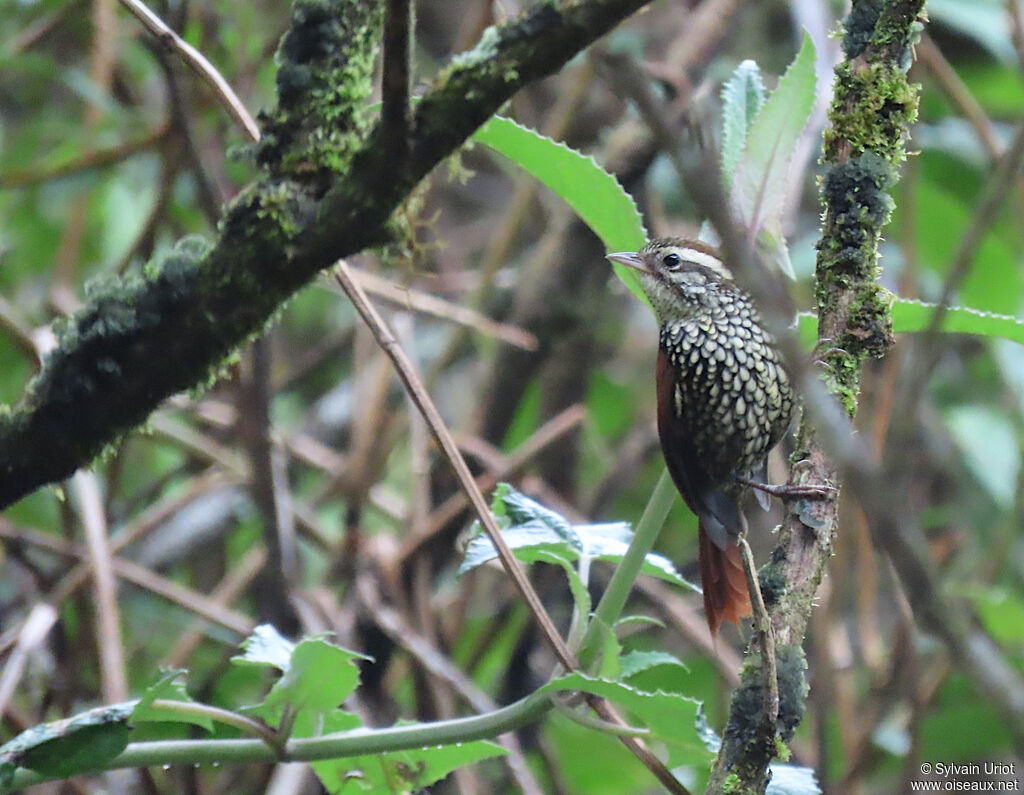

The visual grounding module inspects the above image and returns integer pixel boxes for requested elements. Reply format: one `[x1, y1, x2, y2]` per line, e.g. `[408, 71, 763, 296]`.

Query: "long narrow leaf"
[797, 299, 1024, 346]
[730, 33, 817, 264]
[472, 116, 648, 303]
[720, 60, 766, 189]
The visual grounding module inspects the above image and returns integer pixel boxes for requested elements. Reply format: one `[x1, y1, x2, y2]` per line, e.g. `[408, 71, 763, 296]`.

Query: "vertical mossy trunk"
[706, 1, 924, 792]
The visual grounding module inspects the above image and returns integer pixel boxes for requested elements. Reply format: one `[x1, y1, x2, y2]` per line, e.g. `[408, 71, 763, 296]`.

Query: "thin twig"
[1008, 0, 1024, 75]
[0, 604, 58, 717]
[117, 0, 260, 142]
[926, 115, 1024, 336]
[164, 546, 268, 668]
[73, 471, 129, 703]
[917, 36, 1001, 161]
[238, 339, 300, 632]
[332, 259, 578, 671]
[0, 521, 255, 636]
[397, 403, 587, 565]
[738, 534, 780, 729]
[334, 269, 539, 350]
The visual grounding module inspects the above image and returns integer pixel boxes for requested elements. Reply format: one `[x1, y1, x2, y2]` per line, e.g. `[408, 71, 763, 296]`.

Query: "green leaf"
[619, 649, 689, 680]
[945, 405, 1020, 509]
[590, 617, 623, 681]
[531, 548, 593, 623]
[797, 299, 1024, 348]
[309, 712, 507, 795]
[767, 764, 822, 794]
[576, 521, 696, 588]
[459, 484, 695, 590]
[0, 703, 134, 780]
[540, 673, 710, 767]
[905, 174, 1022, 315]
[614, 614, 666, 632]
[730, 33, 817, 275]
[891, 299, 1024, 344]
[472, 115, 648, 303]
[720, 59, 766, 189]
[248, 637, 372, 727]
[231, 624, 295, 671]
[131, 670, 213, 732]
[958, 586, 1024, 647]
[694, 704, 721, 753]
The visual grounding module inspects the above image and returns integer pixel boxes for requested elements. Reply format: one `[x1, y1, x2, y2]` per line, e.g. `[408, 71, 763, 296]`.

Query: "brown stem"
[331, 260, 579, 673]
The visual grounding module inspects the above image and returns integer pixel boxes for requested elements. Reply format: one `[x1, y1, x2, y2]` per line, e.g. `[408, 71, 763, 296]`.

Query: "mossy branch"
[705, 1, 925, 792]
[0, 0, 653, 509]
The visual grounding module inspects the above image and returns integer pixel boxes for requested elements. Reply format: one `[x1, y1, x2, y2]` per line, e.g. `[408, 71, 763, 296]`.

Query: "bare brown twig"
[117, 0, 260, 142]
[73, 471, 128, 704]
[332, 260, 578, 671]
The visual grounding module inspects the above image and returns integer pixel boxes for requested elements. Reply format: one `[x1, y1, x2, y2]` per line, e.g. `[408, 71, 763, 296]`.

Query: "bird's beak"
[606, 251, 646, 273]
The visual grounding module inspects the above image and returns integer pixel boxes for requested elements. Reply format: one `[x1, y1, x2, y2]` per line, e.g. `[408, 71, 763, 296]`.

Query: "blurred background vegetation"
[1, 0, 1022, 792]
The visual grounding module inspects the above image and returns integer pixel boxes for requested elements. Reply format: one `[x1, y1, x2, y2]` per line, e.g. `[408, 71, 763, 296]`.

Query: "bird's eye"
[662, 253, 682, 270]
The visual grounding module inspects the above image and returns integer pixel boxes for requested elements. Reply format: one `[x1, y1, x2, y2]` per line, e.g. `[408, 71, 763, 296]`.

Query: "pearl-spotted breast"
[607, 237, 795, 634]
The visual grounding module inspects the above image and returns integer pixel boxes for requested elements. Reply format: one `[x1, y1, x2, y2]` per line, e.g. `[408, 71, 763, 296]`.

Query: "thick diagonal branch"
[0, 0, 653, 509]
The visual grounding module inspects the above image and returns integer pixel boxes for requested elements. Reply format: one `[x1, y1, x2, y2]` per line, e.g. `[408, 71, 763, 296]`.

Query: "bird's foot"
[734, 475, 835, 501]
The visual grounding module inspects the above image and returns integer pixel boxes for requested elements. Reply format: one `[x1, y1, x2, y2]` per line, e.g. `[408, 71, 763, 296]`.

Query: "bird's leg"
[734, 474, 835, 501]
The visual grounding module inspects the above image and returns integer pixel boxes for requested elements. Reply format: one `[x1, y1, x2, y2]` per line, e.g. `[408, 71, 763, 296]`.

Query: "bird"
[608, 237, 801, 635]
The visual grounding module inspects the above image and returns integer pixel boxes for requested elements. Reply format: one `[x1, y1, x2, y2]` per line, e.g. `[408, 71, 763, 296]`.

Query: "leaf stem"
[148, 700, 281, 749]
[585, 468, 676, 655]
[2, 691, 553, 792]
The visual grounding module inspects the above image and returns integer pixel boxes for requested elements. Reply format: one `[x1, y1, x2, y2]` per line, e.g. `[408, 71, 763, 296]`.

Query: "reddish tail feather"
[698, 522, 752, 635]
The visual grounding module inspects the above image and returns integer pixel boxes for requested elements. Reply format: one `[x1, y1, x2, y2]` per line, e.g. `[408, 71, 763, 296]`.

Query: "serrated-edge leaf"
[766, 763, 822, 795]
[614, 614, 666, 631]
[458, 523, 576, 576]
[619, 649, 689, 679]
[721, 59, 766, 187]
[254, 638, 370, 723]
[731, 32, 817, 247]
[530, 548, 592, 621]
[0, 703, 135, 778]
[132, 670, 213, 731]
[499, 486, 576, 540]
[312, 737, 507, 794]
[757, 225, 796, 280]
[592, 616, 623, 681]
[892, 298, 1024, 343]
[472, 116, 648, 304]
[694, 704, 722, 753]
[798, 300, 1024, 347]
[540, 673, 707, 754]
[458, 485, 697, 590]
[579, 523, 698, 591]
[231, 624, 294, 671]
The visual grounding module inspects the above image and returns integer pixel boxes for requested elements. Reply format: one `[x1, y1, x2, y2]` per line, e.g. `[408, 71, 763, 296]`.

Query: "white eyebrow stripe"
[677, 248, 733, 279]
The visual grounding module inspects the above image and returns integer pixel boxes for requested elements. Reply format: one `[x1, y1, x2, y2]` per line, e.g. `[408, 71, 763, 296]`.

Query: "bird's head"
[606, 237, 734, 322]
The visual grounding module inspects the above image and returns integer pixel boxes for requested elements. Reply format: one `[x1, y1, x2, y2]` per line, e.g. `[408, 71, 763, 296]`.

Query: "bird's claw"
[735, 475, 836, 502]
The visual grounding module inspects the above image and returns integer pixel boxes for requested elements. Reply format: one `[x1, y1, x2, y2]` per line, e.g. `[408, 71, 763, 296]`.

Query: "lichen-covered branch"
[0, 0, 653, 509]
[705, 2, 925, 792]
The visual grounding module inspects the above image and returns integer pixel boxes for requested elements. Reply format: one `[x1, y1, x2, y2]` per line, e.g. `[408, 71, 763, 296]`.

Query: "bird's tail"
[698, 521, 752, 635]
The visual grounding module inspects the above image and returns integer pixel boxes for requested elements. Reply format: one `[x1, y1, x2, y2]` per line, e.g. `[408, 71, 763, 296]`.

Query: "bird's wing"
[655, 350, 742, 549]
